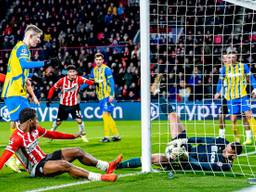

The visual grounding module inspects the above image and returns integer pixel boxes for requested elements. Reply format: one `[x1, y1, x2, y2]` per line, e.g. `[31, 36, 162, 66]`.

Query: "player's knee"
[59, 160, 72, 170]
[73, 147, 85, 157]
[76, 119, 82, 124]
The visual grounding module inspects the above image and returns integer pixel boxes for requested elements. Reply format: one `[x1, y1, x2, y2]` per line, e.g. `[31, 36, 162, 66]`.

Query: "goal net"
[149, 0, 256, 176]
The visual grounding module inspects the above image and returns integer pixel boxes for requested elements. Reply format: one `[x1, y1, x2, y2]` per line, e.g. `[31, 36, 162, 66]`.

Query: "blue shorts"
[99, 97, 115, 115]
[4, 96, 30, 121]
[227, 96, 250, 115]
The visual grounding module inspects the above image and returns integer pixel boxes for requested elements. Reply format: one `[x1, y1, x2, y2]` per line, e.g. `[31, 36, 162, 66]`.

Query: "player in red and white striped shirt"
[0, 108, 122, 181]
[47, 65, 94, 142]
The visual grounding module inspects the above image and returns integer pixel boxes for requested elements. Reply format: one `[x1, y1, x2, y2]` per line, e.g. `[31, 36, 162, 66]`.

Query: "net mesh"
[150, 0, 256, 176]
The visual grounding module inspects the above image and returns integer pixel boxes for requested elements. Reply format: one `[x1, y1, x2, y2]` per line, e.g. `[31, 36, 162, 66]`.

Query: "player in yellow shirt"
[90, 53, 121, 142]
[215, 49, 256, 144]
[2, 24, 57, 172]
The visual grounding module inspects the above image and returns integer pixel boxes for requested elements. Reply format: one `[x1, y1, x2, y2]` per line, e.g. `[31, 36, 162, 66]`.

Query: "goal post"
[140, 0, 152, 173]
[142, 0, 256, 177]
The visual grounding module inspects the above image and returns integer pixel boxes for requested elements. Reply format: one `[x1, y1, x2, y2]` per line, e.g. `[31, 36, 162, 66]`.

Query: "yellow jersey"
[90, 64, 115, 100]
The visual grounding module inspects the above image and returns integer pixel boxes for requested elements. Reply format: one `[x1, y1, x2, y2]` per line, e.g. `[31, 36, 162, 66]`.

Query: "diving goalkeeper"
[117, 74, 242, 171]
[117, 113, 242, 171]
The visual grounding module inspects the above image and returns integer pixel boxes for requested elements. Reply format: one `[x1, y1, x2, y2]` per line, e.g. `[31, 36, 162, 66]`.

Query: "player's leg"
[4, 97, 29, 172]
[219, 99, 228, 138]
[242, 97, 256, 142]
[71, 104, 88, 142]
[42, 160, 117, 182]
[51, 105, 66, 131]
[105, 98, 120, 141]
[228, 99, 240, 142]
[242, 113, 252, 145]
[61, 148, 123, 174]
[100, 98, 111, 142]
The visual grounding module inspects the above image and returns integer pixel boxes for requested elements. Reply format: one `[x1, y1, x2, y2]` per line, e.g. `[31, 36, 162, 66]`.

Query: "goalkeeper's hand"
[167, 138, 188, 147]
[45, 57, 61, 68]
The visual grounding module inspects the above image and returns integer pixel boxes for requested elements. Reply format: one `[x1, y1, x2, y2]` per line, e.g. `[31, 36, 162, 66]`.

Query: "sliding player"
[0, 108, 122, 181]
[90, 53, 121, 142]
[47, 65, 94, 142]
[215, 49, 256, 144]
[117, 109, 242, 171]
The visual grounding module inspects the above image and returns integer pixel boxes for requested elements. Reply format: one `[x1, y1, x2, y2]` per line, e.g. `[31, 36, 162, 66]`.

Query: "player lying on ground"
[117, 112, 242, 171]
[0, 108, 122, 181]
[47, 65, 94, 142]
[117, 74, 242, 171]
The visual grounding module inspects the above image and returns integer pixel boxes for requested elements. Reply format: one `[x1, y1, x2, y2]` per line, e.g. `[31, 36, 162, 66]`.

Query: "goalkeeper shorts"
[99, 97, 115, 115]
[172, 130, 187, 140]
[227, 96, 250, 115]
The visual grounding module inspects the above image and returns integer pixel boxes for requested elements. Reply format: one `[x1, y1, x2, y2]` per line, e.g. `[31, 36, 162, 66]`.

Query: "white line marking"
[25, 172, 143, 192]
[238, 151, 256, 157]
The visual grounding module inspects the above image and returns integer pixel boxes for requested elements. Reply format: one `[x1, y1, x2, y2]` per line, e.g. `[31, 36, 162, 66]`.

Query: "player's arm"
[188, 137, 218, 144]
[189, 157, 232, 171]
[215, 66, 225, 99]
[0, 136, 22, 170]
[26, 79, 40, 104]
[16, 45, 45, 69]
[244, 64, 256, 96]
[37, 126, 82, 139]
[47, 78, 63, 100]
[105, 67, 115, 102]
[78, 76, 95, 86]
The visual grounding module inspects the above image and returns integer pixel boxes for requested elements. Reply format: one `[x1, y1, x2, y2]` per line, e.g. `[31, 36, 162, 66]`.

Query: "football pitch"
[0, 120, 255, 192]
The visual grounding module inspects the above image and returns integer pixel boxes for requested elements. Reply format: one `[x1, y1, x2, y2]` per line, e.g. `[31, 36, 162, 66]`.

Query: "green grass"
[0, 120, 255, 192]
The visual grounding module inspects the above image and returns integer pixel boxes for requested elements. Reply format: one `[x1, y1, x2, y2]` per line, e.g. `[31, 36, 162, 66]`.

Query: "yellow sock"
[10, 122, 16, 133]
[108, 115, 119, 136]
[248, 117, 256, 138]
[102, 113, 110, 137]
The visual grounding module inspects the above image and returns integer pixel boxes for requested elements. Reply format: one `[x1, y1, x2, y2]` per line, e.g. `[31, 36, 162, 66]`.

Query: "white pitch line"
[238, 151, 256, 157]
[24, 172, 143, 192]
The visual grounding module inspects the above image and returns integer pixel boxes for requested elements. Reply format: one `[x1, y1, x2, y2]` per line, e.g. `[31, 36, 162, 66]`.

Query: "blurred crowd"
[0, 0, 141, 101]
[150, 0, 256, 102]
[1, 0, 256, 102]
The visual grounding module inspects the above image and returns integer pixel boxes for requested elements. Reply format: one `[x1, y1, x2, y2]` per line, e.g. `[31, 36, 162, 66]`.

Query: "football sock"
[219, 129, 225, 138]
[78, 121, 85, 133]
[88, 172, 101, 181]
[246, 130, 252, 140]
[51, 121, 58, 131]
[248, 118, 256, 138]
[109, 115, 119, 136]
[117, 158, 141, 169]
[96, 160, 109, 171]
[103, 113, 110, 137]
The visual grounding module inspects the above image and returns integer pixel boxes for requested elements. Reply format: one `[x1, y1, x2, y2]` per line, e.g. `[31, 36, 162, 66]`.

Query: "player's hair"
[19, 108, 36, 124]
[67, 65, 77, 71]
[230, 142, 243, 155]
[25, 24, 43, 35]
[94, 52, 104, 59]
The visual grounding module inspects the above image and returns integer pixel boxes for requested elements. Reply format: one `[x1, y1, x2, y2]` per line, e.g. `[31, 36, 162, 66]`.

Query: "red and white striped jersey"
[49, 76, 93, 106]
[0, 126, 76, 173]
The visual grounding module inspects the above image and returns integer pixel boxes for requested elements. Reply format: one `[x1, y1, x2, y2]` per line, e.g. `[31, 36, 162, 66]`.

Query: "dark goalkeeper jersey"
[186, 137, 232, 171]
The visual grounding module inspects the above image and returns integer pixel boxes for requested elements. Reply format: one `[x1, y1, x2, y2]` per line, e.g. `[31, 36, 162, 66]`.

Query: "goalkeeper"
[117, 114, 242, 171]
[117, 74, 243, 171]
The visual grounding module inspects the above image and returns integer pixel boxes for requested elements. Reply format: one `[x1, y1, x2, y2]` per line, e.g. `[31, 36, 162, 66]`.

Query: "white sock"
[96, 160, 109, 171]
[246, 130, 252, 140]
[51, 121, 58, 131]
[88, 172, 101, 181]
[219, 129, 225, 138]
[79, 122, 85, 133]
